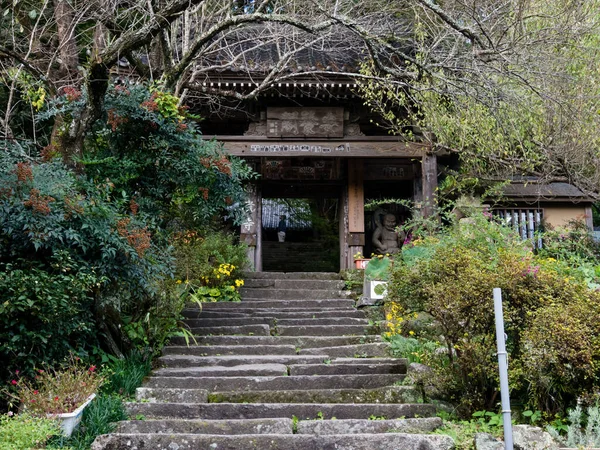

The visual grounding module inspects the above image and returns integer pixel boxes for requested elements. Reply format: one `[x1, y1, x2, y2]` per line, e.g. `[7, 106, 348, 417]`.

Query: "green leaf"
[28, 9, 37, 18]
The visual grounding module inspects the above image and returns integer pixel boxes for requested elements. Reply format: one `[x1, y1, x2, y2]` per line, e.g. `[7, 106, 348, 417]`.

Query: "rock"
[474, 432, 504, 450]
[406, 363, 443, 399]
[513, 425, 560, 450]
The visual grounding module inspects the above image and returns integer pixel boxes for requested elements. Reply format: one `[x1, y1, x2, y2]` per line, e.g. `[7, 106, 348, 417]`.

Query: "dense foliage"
[0, 84, 254, 407]
[386, 214, 600, 417]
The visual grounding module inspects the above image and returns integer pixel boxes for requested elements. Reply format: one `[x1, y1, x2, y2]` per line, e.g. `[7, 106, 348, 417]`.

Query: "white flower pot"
[48, 393, 96, 437]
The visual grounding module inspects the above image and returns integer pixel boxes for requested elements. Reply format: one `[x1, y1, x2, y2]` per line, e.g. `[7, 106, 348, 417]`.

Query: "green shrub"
[172, 229, 248, 302]
[386, 214, 600, 416]
[547, 404, 600, 448]
[0, 413, 59, 450]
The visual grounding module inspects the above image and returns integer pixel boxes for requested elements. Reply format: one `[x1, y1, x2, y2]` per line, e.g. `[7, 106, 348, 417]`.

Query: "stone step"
[275, 317, 369, 326]
[161, 345, 298, 357]
[92, 432, 454, 450]
[199, 299, 355, 309]
[298, 342, 389, 358]
[208, 386, 421, 404]
[242, 271, 340, 280]
[114, 417, 443, 435]
[156, 354, 328, 368]
[126, 402, 436, 421]
[243, 279, 345, 290]
[135, 388, 209, 403]
[182, 317, 369, 328]
[185, 325, 270, 336]
[240, 288, 349, 300]
[167, 335, 381, 347]
[142, 374, 405, 391]
[296, 417, 444, 434]
[116, 418, 293, 435]
[183, 317, 274, 327]
[276, 325, 371, 336]
[289, 362, 406, 376]
[149, 364, 289, 378]
[183, 309, 366, 319]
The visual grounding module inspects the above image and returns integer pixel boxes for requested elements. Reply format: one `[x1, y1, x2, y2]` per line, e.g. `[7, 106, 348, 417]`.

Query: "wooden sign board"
[267, 107, 344, 138]
[348, 159, 365, 233]
[363, 161, 414, 180]
[222, 140, 424, 158]
[262, 158, 339, 180]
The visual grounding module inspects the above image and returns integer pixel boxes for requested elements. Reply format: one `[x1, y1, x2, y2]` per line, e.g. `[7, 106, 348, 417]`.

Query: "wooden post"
[348, 159, 365, 267]
[240, 183, 261, 271]
[339, 185, 349, 270]
[421, 153, 438, 218]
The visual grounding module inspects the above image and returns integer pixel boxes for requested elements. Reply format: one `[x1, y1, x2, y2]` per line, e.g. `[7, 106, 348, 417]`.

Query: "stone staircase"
[92, 272, 453, 449]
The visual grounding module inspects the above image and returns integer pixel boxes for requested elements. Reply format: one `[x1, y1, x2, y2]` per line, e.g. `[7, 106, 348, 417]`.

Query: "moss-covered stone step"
[125, 402, 436, 421]
[289, 362, 406, 376]
[183, 317, 275, 327]
[116, 418, 293, 435]
[161, 344, 297, 357]
[296, 417, 444, 435]
[183, 309, 366, 319]
[242, 271, 340, 280]
[150, 364, 289, 378]
[239, 288, 350, 300]
[156, 354, 328, 368]
[297, 342, 389, 358]
[92, 432, 454, 450]
[200, 299, 355, 309]
[184, 324, 270, 336]
[207, 385, 421, 404]
[166, 335, 381, 348]
[243, 279, 345, 290]
[142, 374, 405, 391]
[276, 324, 372, 336]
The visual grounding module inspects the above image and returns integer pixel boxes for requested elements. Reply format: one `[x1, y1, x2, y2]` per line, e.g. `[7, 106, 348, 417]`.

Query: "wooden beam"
[216, 138, 426, 158]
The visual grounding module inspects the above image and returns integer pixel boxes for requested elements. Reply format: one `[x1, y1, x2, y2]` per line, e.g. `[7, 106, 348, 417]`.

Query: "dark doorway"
[261, 182, 341, 272]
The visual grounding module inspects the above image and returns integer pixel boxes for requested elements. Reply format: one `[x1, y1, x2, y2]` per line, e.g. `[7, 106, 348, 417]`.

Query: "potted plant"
[8, 356, 104, 437]
[353, 251, 370, 269]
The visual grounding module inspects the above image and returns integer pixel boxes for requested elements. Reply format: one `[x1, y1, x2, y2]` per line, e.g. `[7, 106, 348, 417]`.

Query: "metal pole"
[493, 287, 513, 450]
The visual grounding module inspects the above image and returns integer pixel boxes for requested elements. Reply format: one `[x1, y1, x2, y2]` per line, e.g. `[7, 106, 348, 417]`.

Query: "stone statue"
[372, 210, 405, 255]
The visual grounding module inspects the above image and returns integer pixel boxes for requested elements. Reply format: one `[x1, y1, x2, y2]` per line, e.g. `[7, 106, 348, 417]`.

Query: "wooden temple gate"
[219, 107, 438, 271]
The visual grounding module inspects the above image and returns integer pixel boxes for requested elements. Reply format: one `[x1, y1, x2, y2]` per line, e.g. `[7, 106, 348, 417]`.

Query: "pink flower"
[88, 365, 96, 373]
[11, 380, 17, 385]
[15, 370, 19, 375]
[33, 390, 38, 395]
[54, 396, 59, 401]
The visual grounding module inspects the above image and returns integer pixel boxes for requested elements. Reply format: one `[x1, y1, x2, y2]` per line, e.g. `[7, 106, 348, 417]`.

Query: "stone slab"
[277, 325, 369, 336]
[186, 324, 270, 336]
[116, 418, 293, 435]
[153, 363, 289, 377]
[200, 299, 355, 309]
[275, 318, 369, 326]
[297, 417, 444, 434]
[125, 402, 437, 420]
[244, 279, 345, 290]
[289, 362, 406, 376]
[167, 335, 380, 348]
[135, 388, 208, 403]
[242, 271, 340, 280]
[92, 433, 454, 450]
[183, 317, 274, 327]
[155, 354, 327, 368]
[143, 374, 404, 391]
[240, 288, 348, 300]
[161, 345, 297, 357]
[299, 342, 389, 358]
[208, 386, 420, 404]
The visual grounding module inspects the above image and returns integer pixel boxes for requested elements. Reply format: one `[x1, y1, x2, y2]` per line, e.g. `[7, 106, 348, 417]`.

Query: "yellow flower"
[408, 330, 415, 336]
[547, 257, 556, 262]
[176, 280, 182, 284]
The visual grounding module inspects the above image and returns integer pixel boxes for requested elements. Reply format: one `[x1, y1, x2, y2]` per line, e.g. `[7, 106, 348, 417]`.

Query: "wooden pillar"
[421, 153, 438, 218]
[347, 159, 365, 268]
[240, 183, 262, 271]
[339, 185, 349, 270]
